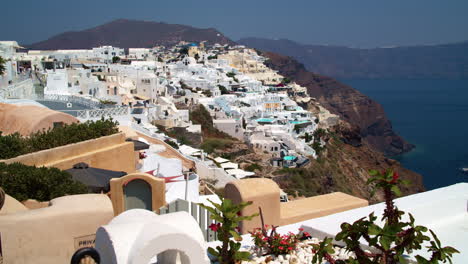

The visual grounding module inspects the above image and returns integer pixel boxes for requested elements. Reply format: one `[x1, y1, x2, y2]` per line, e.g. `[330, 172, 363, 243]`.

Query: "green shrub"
[245, 163, 262, 172]
[201, 138, 233, 153]
[164, 139, 179, 149]
[0, 162, 88, 202]
[0, 118, 119, 159]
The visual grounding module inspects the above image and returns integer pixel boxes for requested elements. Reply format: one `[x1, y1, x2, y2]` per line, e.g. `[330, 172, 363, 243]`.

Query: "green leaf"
[230, 230, 242, 241]
[207, 247, 219, 257]
[369, 170, 379, 176]
[380, 235, 391, 250]
[368, 224, 381, 236]
[391, 185, 402, 196]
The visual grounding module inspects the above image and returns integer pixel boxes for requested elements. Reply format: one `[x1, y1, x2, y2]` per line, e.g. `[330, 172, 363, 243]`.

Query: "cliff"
[263, 51, 413, 156]
[275, 123, 424, 204]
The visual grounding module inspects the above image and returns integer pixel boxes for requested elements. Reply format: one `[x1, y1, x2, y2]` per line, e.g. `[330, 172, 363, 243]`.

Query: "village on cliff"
[0, 40, 465, 264]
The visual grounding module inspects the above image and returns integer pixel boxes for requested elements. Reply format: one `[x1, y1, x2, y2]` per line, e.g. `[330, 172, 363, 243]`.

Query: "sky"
[1, 0, 467, 48]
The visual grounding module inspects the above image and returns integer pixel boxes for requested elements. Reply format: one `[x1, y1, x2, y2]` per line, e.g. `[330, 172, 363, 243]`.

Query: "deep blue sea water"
[342, 79, 468, 190]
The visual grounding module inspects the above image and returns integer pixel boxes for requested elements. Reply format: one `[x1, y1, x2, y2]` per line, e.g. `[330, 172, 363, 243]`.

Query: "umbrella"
[126, 138, 150, 151]
[66, 162, 127, 193]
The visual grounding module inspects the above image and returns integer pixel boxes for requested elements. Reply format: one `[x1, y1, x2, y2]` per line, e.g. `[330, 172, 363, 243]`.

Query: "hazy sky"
[2, 0, 467, 48]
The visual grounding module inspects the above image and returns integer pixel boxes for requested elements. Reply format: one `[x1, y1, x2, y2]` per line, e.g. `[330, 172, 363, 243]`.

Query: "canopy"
[179, 145, 202, 156]
[225, 169, 255, 179]
[66, 163, 127, 193]
[220, 162, 238, 170]
[126, 138, 150, 151]
[214, 157, 229, 164]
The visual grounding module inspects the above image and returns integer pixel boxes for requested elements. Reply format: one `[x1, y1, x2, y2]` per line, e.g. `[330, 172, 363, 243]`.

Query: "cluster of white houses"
[0, 40, 340, 167]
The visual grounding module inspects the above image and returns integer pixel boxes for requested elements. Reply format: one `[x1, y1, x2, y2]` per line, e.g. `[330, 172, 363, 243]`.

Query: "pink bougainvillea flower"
[299, 228, 304, 231]
[209, 223, 221, 232]
[278, 246, 284, 250]
[391, 171, 399, 183]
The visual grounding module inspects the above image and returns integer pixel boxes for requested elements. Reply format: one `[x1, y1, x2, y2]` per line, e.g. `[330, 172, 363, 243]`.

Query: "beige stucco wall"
[0, 133, 136, 173]
[280, 192, 368, 225]
[224, 178, 279, 233]
[0, 194, 28, 216]
[0, 194, 114, 264]
[225, 178, 368, 234]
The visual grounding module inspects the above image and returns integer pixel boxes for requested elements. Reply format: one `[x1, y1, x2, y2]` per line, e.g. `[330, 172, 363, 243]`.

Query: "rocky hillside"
[239, 38, 468, 79]
[28, 19, 235, 50]
[234, 122, 424, 204]
[263, 51, 413, 156]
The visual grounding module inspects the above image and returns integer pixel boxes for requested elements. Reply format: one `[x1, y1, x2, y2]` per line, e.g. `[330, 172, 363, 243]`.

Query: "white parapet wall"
[95, 209, 210, 264]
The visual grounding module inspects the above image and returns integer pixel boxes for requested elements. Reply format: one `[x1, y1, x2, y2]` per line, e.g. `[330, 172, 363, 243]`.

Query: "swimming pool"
[283, 155, 296, 161]
[256, 118, 275, 123]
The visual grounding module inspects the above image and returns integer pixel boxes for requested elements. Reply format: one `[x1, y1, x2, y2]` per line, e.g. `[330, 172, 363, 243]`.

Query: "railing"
[0, 78, 34, 100]
[159, 198, 218, 242]
[76, 107, 130, 120]
[42, 94, 101, 108]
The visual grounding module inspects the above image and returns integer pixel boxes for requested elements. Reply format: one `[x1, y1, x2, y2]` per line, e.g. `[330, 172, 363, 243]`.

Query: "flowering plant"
[312, 169, 459, 264]
[249, 207, 311, 256]
[199, 197, 258, 264]
[250, 225, 310, 256]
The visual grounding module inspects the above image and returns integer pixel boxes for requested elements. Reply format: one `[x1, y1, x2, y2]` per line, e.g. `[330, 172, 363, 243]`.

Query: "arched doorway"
[124, 179, 152, 211]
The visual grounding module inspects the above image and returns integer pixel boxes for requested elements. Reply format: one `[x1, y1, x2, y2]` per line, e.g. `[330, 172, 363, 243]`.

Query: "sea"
[341, 79, 468, 190]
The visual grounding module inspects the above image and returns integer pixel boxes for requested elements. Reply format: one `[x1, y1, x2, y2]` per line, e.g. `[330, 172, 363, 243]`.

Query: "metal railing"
[76, 107, 130, 120]
[0, 78, 34, 100]
[42, 94, 101, 109]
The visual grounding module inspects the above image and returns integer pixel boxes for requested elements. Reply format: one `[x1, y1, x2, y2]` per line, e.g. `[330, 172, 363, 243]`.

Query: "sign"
[74, 234, 96, 250]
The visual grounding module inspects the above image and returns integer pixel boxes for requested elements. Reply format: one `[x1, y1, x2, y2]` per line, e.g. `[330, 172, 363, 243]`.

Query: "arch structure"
[109, 173, 166, 215]
[95, 209, 210, 264]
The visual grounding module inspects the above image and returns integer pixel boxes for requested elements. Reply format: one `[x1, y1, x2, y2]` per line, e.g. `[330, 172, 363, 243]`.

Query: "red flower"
[391, 171, 399, 183]
[209, 223, 221, 232]
[278, 246, 284, 250]
[304, 232, 310, 237]
[237, 211, 242, 216]
[299, 228, 304, 232]
[288, 247, 293, 250]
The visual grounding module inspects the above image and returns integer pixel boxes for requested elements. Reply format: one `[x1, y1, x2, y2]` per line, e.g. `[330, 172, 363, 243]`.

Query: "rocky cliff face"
[263, 51, 414, 156]
[274, 123, 425, 204]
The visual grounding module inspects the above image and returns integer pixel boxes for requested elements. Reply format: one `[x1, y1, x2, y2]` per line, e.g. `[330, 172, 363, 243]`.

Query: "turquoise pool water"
[283, 155, 296, 161]
[289, 120, 309, 124]
[257, 118, 275, 123]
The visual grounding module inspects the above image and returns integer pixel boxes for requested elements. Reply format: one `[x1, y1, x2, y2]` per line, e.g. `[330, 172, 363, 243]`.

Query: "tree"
[112, 56, 121, 64]
[179, 47, 189, 55]
[0, 56, 6, 75]
[218, 85, 228, 95]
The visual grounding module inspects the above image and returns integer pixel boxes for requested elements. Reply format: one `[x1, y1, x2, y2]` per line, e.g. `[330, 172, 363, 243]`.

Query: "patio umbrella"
[66, 162, 127, 193]
[126, 138, 150, 151]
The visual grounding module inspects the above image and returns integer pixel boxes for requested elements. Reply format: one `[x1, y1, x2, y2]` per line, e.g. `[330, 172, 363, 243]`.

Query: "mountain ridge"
[239, 37, 468, 79]
[28, 19, 235, 50]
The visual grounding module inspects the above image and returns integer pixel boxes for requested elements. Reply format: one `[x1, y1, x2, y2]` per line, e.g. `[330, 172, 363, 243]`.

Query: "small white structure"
[95, 209, 210, 264]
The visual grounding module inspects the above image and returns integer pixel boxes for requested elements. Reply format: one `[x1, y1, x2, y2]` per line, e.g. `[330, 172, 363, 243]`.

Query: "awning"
[66, 162, 126, 193]
[214, 157, 229, 164]
[225, 169, 255, 179]
[220, 162, 238, 170]
[125, 138, 150, 151]
[134, 94, 150, 101]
